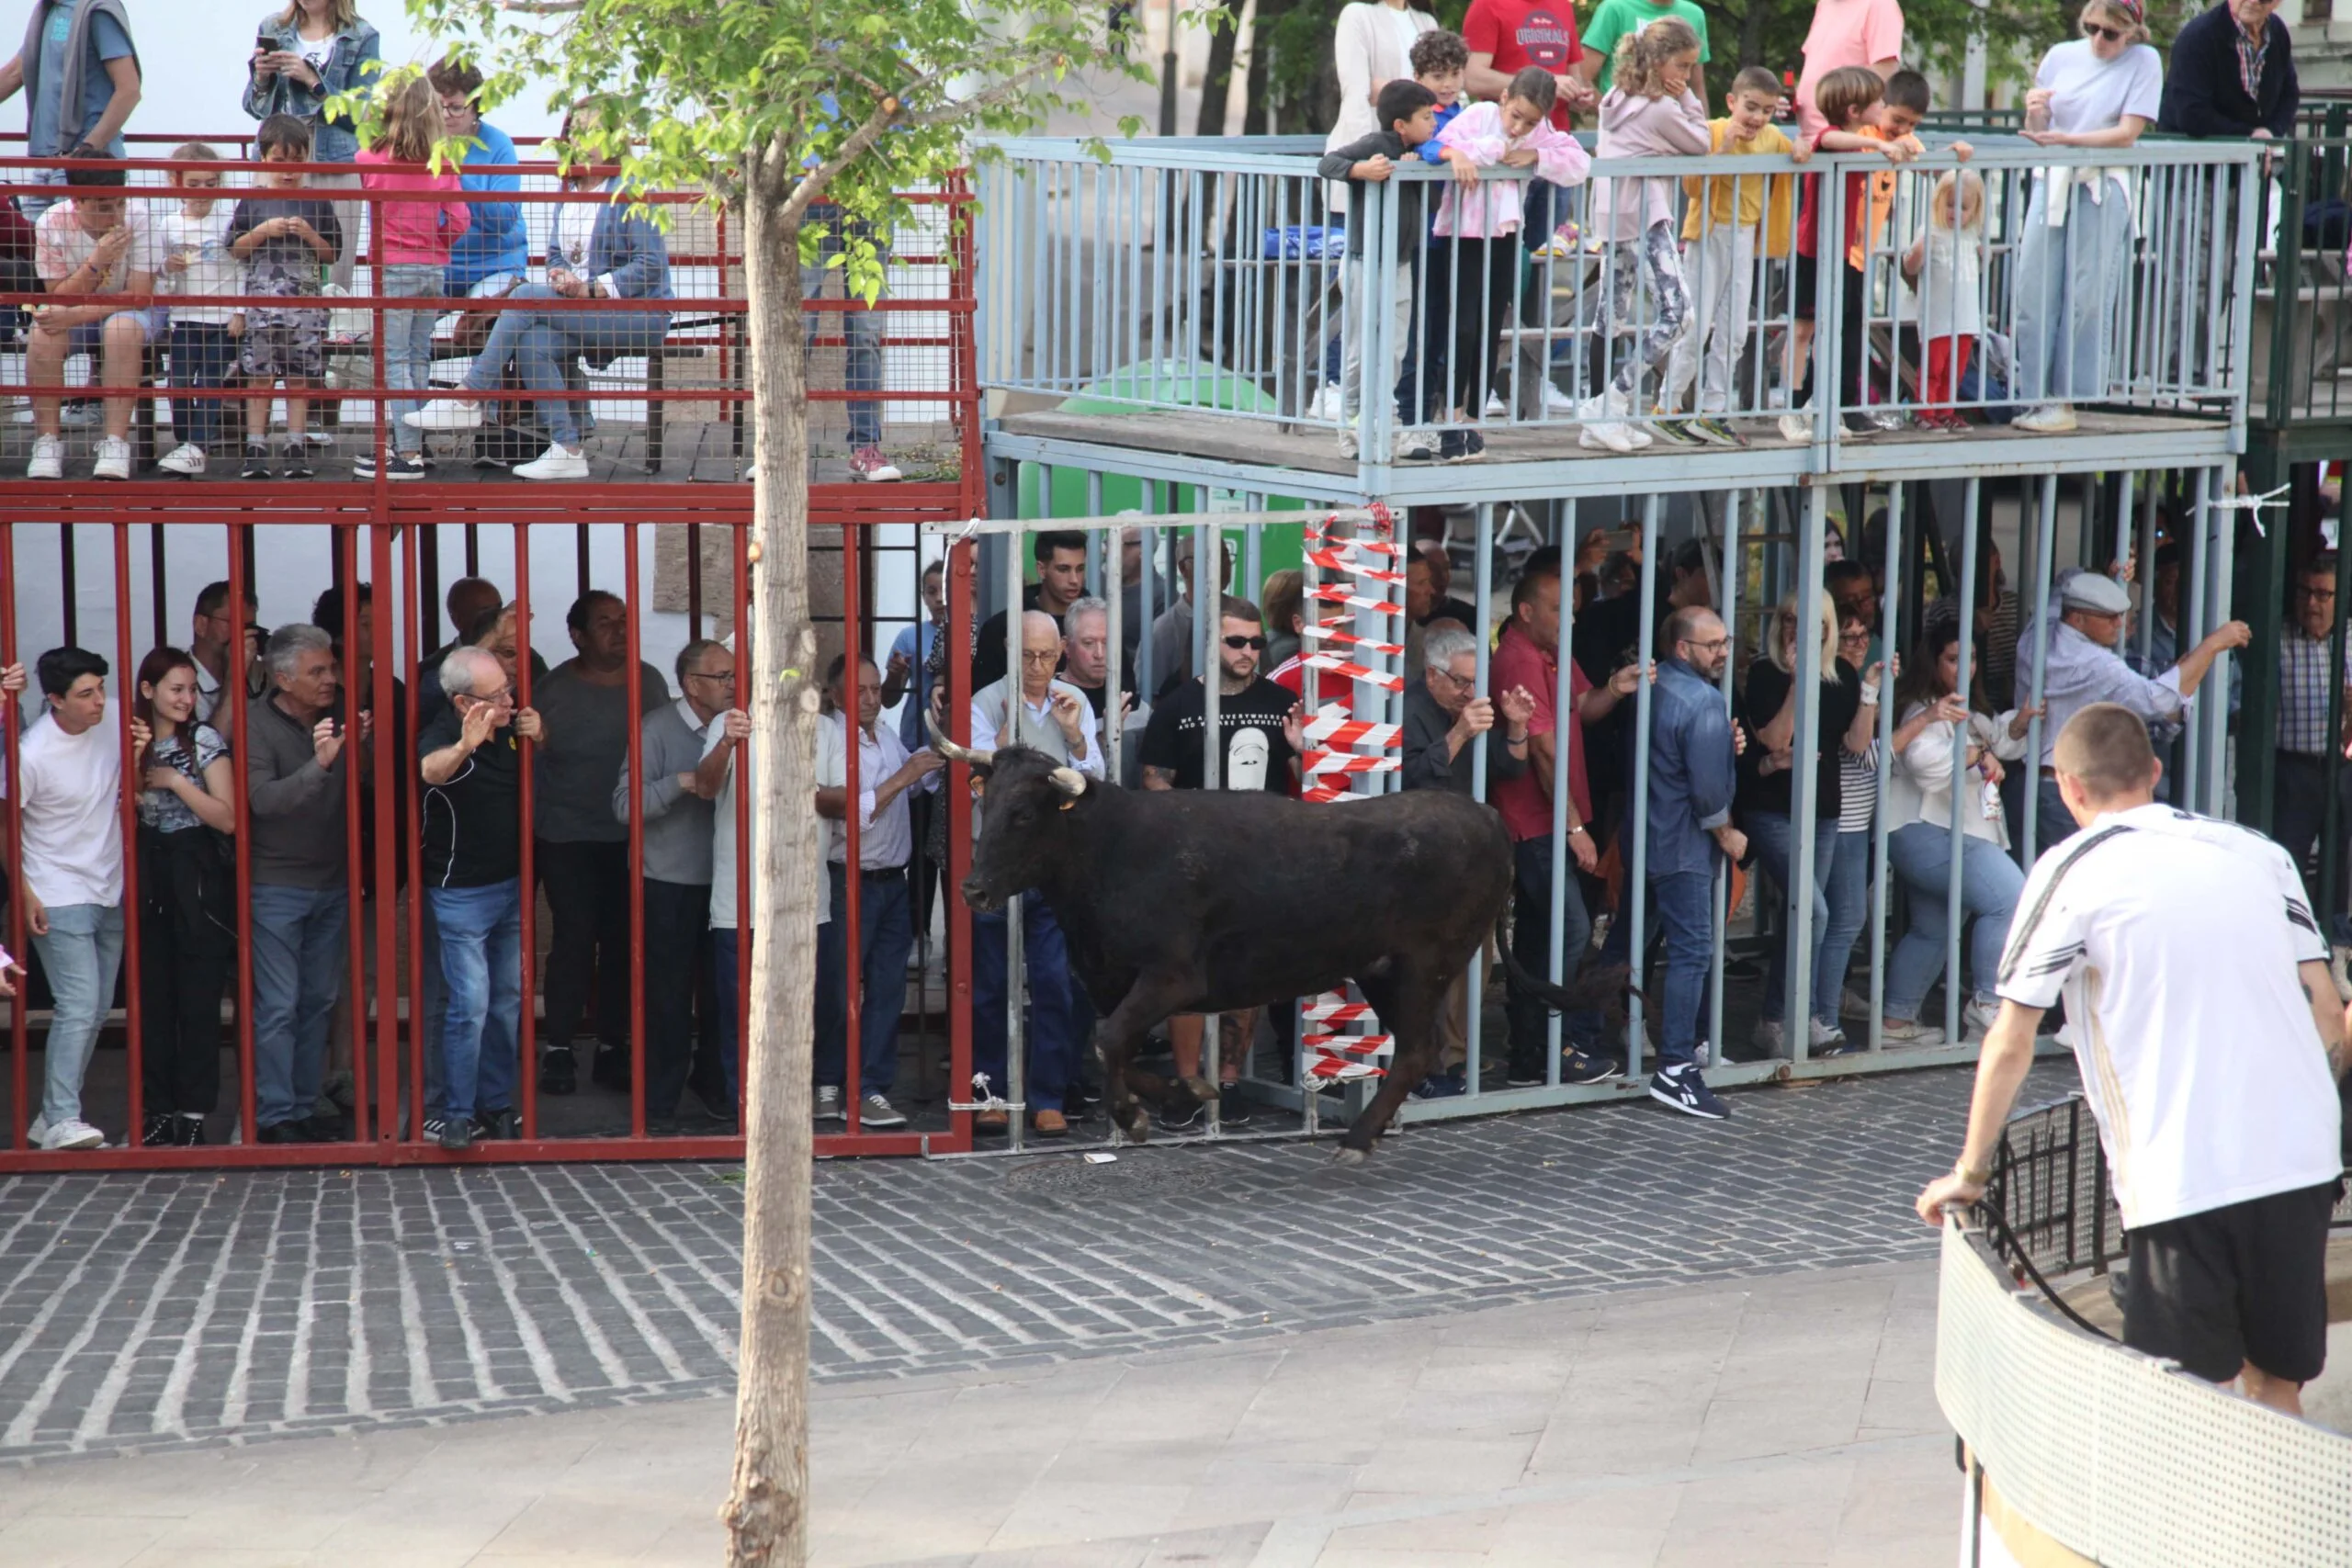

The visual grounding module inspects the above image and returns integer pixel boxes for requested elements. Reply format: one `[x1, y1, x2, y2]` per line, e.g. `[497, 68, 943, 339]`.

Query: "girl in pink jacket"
[1430, 67, 1589, 458]
[1580, 19, 1709, 453]
[356, 74, 471, 480]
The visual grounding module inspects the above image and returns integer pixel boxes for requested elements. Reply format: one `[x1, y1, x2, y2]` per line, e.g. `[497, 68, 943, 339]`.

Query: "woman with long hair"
[1880, 620, 2041, 1043]
[132, 648, 238, 1145]
[1734, 592, 1875, 1057]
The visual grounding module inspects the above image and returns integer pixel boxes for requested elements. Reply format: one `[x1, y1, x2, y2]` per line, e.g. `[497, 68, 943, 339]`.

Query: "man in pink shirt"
[1489, 549, 1636, 1087]
[1794, 0, 1905, 141]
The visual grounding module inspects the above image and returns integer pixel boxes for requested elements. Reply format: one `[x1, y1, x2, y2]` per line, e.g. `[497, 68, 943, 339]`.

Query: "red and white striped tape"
[1304, 654, 1403, 692]
[1305, 547, 1407, 586]
[1305, 993, 1374, 1023]
[1304, 712, 1401, 748]
[1303, 1032, 1395, 1055]
[1304, 527, 1404, 558]
[1307, 1056, 1385, 1081]
[1300, 623, 1406, 657]
[1305, 750, 1400, 777]
[1307, 586, 1406, 615]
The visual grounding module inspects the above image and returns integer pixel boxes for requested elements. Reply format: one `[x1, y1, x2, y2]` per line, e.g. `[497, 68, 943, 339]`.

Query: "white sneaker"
[1483, 391, 1510, 419]
[1396, 428, 1439, 460]
[1580, 420, 1636, 453]
[1962, 996, 2002, 1036]
[1306, 384, 1340, 423]
[37, 1117, 104, 1150]
[1338, 429, 1359, 460]
[159, 442, 207, 476]
[1778, 412, 1812, 444]
[404, 399, 484, 431]
[26, 434, 62, 479]
[514, 443, 590, 480]
[93, 434, 131, 480]
[1881, 1018, 1947, 1046]
[1542, 381, 1578, 415]
[2012, 403, 2077, 434]
[1807, 1019, 1848, 1052]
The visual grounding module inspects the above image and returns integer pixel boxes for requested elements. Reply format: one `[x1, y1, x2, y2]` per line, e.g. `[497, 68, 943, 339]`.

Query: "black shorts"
[2122, 1180, 2339, 1385]
[1792, 252, 1817, 322]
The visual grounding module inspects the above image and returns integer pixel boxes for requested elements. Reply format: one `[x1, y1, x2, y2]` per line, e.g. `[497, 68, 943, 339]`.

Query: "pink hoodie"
[1591, 86, 1711, 243]
[356, 148, 473, 265]
[1431, 102, 1591, 242]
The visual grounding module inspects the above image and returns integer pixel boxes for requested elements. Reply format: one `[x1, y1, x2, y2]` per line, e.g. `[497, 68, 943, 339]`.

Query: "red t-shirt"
[1462, 0, 1584, 132]
[1489, 624, 1591, 842]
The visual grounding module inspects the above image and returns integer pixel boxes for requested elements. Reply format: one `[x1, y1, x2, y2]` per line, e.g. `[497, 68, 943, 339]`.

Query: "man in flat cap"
[2024, 570, 2247, 851]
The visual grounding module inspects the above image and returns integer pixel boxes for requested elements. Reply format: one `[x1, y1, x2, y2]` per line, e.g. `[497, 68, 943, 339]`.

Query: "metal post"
[2204, 465, 2237, 817]
[514, 525, 538, 1140]
[1468, 502, 1493, 1096]
[1004, 521, 1026, 1156]
[1194, 518, 1220, 1135]
[1, 525, 24, 1146]
[2020, 475, 2059, 862]
[2182, 468, 2213, 814]
[1868, 486, 1905, 1053]
[1548, 498, 1579, 1068]
[1948, 479, 1983, 1045]
[1787, 487, 1828, 1061]
[625, 522, 648, 1139]
[1626, 496, 1662, 1072]
[112, 522, 146, 1145]
[1708, 491, 1741, 1060]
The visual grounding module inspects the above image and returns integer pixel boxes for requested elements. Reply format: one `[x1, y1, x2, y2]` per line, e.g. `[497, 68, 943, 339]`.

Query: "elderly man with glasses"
[420, 645, 545, 1152]
[2018, 570, 2246, 853]
[2158, 0, 2299, 142]
[246, 622, 370, 1144]
[616, 637, 740, 1134]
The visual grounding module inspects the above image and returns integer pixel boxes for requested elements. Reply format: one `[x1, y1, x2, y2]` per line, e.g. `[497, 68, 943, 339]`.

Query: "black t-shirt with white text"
[1139, 676, 1297, 794]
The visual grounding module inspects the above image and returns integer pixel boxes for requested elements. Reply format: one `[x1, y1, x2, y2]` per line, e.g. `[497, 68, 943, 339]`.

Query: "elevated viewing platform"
[0, 138, 978, 525]
[978, 133, 2261, 502]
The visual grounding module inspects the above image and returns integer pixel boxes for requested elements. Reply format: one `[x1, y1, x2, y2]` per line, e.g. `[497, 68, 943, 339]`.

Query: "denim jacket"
[1645, 657, 1738, 879]
[574, 178, 674, 304]
[242, 15, 382, 164]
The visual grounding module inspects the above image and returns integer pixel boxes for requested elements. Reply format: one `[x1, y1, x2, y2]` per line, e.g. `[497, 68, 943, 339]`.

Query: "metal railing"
[978, 133, 2258, 465]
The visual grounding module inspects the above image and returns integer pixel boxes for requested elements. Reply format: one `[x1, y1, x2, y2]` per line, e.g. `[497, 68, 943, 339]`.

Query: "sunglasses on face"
[1223, 634, 1268, 650]
[2082, 19, 2125, 40]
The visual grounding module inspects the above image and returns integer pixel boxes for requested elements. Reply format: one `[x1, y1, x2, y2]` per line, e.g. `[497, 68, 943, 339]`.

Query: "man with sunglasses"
[1138, 596, 1306, 1126]
[419, 645, 545, 1152]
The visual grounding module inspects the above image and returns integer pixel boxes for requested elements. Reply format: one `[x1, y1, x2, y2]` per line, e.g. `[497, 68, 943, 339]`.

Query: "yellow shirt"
[1679, 120, 1798, 256]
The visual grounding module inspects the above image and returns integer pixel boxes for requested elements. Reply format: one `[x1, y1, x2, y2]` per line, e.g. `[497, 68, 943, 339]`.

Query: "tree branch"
[777, 96, 902, 226]
[500, 0, 587, 11]
[893, 54, 1069, 131]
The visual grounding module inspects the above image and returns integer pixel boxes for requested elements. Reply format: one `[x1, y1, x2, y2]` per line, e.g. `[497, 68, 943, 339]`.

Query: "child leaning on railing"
[1902, 169, 1985, 433]
[1429, 65, 1589, 463]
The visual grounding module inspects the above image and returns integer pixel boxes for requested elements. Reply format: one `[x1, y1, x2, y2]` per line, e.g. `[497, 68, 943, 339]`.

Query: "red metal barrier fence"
[0, 147, 981, 1167]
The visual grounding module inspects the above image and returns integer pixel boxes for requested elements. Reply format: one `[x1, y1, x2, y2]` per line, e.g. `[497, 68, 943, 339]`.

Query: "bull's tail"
[1493, 920, 1645, 1021]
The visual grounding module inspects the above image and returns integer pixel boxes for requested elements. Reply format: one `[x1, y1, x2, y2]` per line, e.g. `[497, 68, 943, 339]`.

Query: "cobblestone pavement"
[0, 1061, 2067, 1463]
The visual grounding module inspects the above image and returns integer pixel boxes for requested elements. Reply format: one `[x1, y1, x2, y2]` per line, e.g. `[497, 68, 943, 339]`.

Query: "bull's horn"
[1047, 766, 1089, 797]
[922, 714, 995, 769]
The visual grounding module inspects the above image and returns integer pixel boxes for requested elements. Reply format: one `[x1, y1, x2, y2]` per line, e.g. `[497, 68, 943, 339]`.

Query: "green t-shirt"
[1581, 0, 1712, 96]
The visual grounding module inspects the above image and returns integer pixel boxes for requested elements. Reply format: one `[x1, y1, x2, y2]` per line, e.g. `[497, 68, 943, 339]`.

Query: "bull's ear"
[1047, 766, 1088, 798]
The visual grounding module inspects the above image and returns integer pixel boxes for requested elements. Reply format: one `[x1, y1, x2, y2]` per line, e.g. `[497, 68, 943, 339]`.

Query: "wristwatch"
[1954, 1158, 1992, 1187]
[1567, 824, 1587, 837]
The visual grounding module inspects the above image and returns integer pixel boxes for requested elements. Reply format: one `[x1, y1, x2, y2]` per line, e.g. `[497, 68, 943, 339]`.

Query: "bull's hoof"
[1331, 1145, 1369, 1168]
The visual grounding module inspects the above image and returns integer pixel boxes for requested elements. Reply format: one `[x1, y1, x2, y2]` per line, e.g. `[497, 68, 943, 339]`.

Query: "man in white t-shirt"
[1917, 703, 2348, 1416]
[15, 647, 143, 1151]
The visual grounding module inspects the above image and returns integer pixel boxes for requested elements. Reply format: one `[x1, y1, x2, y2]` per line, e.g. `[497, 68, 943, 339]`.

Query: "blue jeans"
[2012, 178, 2132, 407]
[1746, 812, 1838, 1026]
[816, 863, 912, 1095]
[379, 263, 442, 453]
[972, 896, 1078, 1112]
[803, 220, 884, 449]
[1505, 834, 1592, 1069]
[1817, 828, 1872, 1021]
[1648, 870, 1713, 1068]
[428, 879, 523, 1122]
[713, 926, 745, 1104]
[28, 902, 124, 1128]
[249, 883, 347, 1131]
[168, 322, 237, 450]
[460, 281, 668, 446]
[1884, 824, 2027, 1021]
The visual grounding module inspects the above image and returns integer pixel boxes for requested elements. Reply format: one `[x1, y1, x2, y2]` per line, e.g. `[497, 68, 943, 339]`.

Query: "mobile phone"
[255, 32, 276, 55]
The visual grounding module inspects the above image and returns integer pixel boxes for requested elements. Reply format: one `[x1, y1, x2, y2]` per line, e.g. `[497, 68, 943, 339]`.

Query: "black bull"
[939, 740, 1624, 1160]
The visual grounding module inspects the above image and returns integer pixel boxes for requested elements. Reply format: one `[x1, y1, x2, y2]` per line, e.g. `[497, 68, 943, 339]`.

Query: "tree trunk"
[721, 150, 824, 1568]
[1738, 0, 1767, 71]
[1195, 0, 1243, 137]
[1239, 0, 1289, 136]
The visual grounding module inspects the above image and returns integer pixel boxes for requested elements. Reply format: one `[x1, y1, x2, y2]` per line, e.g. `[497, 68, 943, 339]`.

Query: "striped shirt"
[2276, 629, 2352, 757]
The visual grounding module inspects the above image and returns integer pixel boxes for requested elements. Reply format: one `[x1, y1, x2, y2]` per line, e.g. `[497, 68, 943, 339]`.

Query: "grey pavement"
[0, 1258, 1958, 1567]
[0, 1062, 2063, 1464]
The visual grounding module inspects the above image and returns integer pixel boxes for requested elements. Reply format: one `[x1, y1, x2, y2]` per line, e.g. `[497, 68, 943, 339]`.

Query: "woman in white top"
[1881, 619, 2040, 1043]
[1317, 1, 1438, 410]
[2008, 0, 2163, 434]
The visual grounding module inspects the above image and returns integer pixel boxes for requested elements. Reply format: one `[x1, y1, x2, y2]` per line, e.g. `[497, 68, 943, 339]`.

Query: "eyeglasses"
[461, 684, 516, 705]
[2082, 19, 2125, 41]
[2302, 586, 2338, 602]
[1430, 665, 1476, 688]
[1838, 629, 1870, 645]
[1223, 635, 1268, 650]
[1018, 649, 1062, 666]
[685, 669, 737, 684]
[1685, 636, 1732, 653]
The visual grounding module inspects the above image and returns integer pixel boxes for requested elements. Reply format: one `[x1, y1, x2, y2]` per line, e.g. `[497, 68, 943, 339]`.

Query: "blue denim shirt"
[242, 16, 382, 164]
[1645, 656, 1738, 879]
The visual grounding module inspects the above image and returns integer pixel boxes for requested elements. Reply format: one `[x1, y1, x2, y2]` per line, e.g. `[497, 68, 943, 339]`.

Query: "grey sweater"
[616, 698, 715, 885]
[243, 693, 348, 888]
